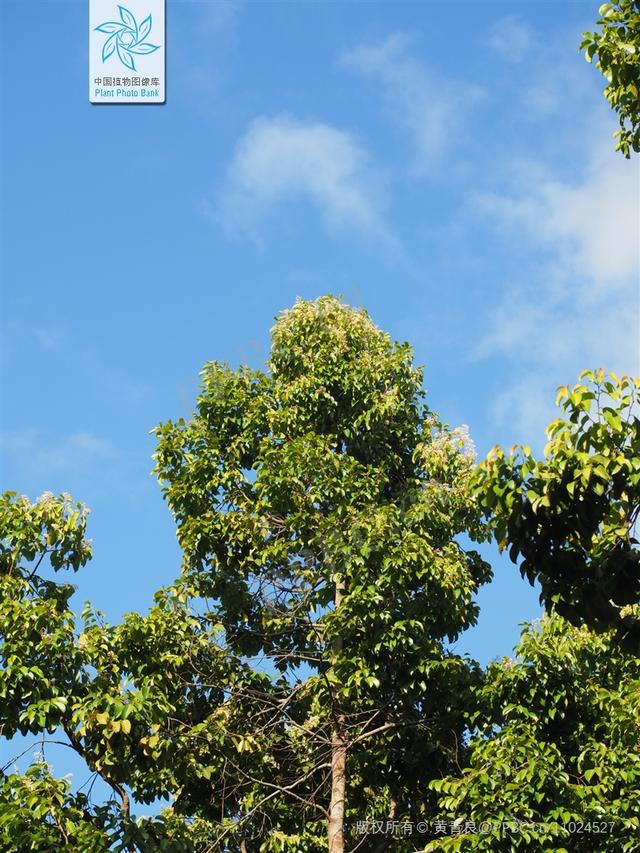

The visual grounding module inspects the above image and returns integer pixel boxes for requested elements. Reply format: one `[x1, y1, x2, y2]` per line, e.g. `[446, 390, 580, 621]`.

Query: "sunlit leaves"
[475, 370, 640, 650]
[581, 1, 640, 157]
[0, 492, 245, 848]
[152, 296, 491, 844]
[427, 615, 640, 851]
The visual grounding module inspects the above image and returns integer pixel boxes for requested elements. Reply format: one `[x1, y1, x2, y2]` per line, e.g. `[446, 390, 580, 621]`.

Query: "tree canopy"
[1, 304, 638, 852]
[426, 613, 640, 851]
[581, 0, 640, 157]
[0, 490, 243, 851]
[475, 370, 640, 651]
[152, 296, 492, 851]
[1, 298, 492, 852]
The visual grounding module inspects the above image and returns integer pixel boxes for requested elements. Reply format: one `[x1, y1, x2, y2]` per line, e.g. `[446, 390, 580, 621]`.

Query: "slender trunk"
[328, 578, 346, 853]
[328, 716, 347, 853]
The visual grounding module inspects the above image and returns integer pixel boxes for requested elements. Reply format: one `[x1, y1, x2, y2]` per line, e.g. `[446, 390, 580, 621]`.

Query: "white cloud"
[477, 144, 638, 291]
[488, 16, 532, 63]
[473, 133, 639, 439]
[220, 116, 388, 239]
[340, 33, 482, 174]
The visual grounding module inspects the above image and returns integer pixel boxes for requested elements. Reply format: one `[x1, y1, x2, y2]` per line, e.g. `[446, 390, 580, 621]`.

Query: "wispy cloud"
[340, 33, 482, 175]
[219, 115, 389, 240]
[2, 430, 118, 475]
[487, 16, 532, 63]
[476, 150, 637, 293]
[473, 132, 639, 438]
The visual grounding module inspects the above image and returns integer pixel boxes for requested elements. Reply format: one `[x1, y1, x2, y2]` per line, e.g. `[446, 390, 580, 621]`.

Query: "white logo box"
[89, 0, 165, 104]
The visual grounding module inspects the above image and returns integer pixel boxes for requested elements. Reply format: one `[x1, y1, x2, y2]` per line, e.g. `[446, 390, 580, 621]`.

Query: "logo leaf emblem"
[129, 42, 159, 55]
[102, 33, 118, 62]
[138, 14, 152, 42]
[95, 6, 160, 72]
[116, 42, 136, 71]
[118, 5, 137, 34]
[95, 22, 126, 34]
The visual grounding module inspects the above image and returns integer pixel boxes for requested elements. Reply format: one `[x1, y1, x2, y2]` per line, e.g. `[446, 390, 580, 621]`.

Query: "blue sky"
[1, 0, 639, 785]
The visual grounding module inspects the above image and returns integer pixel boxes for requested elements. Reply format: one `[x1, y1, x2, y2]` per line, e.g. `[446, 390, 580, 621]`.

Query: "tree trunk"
[328, 716, 347, 853]
[327, 578, 346, 853]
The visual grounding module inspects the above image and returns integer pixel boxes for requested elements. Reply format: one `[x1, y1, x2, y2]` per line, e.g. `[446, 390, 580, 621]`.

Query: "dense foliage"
[426, 614, 640, 851]
[475, 370, 640, 651]
[1, 299, 492, 851]
[0, 491, 246, 851]
[152, 296, 491, 851]
[581, 0, 640, 157]
[1, 303, 638, 852]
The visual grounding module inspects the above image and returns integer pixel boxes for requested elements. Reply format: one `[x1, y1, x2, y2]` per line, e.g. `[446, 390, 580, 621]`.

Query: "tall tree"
[581, 0, 640, 157]
[5, 307, 638, 851]
[153, 295, 492, 850]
